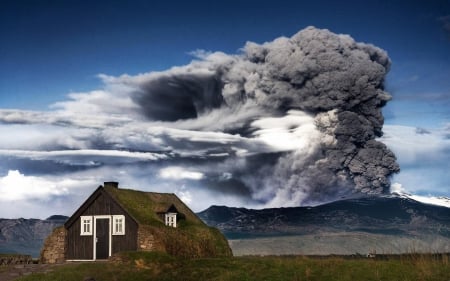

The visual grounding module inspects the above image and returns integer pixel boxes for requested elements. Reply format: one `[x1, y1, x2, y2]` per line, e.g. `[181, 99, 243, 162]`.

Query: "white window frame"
[80, 216, 93, 236]
[112, 215, 125, 235]
[165, 213, 177, 228]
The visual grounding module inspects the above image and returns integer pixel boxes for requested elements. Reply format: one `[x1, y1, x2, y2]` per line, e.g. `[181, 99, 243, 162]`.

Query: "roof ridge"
[105, 186, 177, 196]
[103, 185, 203, 226]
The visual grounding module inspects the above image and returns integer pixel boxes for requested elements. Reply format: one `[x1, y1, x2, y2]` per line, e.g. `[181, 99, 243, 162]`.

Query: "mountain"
[197, 196, 450, 255]
[391, 189, 450, 208]
[0, 215, 67, 257]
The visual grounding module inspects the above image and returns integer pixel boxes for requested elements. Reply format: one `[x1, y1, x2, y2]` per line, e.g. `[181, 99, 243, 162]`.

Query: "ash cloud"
[134, 73, 224, 121]
[0, 27, 399, 211]
[119, 26, 399, 205]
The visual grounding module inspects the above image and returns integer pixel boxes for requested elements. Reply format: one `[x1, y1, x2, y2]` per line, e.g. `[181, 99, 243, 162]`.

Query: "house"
[40, 182, 231, 263]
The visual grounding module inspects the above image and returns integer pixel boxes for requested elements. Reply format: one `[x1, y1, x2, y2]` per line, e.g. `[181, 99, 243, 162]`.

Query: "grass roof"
[104, 186, 204, 227]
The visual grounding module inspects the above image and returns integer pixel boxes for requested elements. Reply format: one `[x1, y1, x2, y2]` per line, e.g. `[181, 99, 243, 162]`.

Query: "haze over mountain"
[198, 195, 450, 255]
[0, 215, 67, 257]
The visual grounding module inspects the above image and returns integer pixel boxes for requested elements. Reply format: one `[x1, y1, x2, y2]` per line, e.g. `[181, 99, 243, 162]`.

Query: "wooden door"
[96, 219, 109, 259]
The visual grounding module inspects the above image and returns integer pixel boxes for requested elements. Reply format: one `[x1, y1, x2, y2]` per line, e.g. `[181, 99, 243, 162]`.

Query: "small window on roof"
[165, 213, 177, 228]
[80, 216, 92, 236]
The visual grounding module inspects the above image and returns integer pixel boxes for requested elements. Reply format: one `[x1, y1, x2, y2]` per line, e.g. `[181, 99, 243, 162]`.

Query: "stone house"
[41, 182, 231, 263]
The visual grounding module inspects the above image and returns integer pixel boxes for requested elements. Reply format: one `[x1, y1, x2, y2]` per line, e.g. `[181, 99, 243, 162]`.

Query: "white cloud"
[169, 103, 263, 132]
[145, 126, 243, 144]
[0, 170, 98, 203]
[0, 109, 53, 124]
[159, 166, 204, 180]
[0, 170, 104, 218]
[175, 185, 192, 204]
[251, 110, 321, 152]
[0, 170, 68, 201]
[0, 124, 90, 150]
[0, 107, 133, 129]
[380, 125, 450, 163]
[51, 90, 138, 115]
[0, 149, 167, 162]
[380, 125, 450, 196]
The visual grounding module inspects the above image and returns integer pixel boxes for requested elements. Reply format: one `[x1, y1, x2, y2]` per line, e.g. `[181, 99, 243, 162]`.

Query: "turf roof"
[104, 186, 204, 227]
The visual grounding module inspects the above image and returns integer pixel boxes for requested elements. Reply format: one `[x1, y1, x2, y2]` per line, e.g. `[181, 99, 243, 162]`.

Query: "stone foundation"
[40, 226, 67, 264]
[137, 226, 155, 251]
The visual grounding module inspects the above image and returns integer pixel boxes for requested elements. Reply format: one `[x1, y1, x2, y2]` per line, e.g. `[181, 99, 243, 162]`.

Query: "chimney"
[104, 181, 119, 189]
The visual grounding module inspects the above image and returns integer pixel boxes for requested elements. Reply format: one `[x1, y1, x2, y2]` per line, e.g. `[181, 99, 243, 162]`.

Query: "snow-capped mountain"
[198, 195, 450, 255]
[390, 183, 450, 208]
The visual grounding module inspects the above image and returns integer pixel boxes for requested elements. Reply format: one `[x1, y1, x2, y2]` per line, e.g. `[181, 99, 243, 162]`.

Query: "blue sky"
[0, 0, 449, 218]
[2, 1, 448, 114]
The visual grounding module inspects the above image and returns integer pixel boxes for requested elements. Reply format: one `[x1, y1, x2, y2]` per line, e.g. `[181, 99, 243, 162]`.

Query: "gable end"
[64, 186, 138, 229]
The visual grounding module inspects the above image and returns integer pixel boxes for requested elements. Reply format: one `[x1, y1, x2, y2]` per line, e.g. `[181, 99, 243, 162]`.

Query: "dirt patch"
[0, 263, 65, 281]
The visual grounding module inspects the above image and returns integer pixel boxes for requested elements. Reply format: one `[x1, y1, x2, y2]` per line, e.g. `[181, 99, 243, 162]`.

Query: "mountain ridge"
[198, 196, 450, 235]
[197, 195, 450, 255]
[0, 216, 68, 257]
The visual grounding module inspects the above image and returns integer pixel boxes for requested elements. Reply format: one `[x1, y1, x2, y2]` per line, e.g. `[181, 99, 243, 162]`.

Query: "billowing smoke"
[120, 26, 399, 205]
[0, 26, 400, 211]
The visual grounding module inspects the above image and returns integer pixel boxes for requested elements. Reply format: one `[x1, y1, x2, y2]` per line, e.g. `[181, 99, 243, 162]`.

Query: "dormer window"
[165, 213, 177, 228]
[157, 204, 180, 228]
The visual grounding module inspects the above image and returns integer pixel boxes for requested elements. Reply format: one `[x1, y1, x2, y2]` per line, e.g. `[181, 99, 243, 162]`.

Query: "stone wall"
[40, 226, 67, 264]
[137, 226, 156, 251]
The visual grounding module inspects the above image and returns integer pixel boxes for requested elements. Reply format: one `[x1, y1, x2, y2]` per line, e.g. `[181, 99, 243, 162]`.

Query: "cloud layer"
[0, 27, 400, 217]
[381, 124, 450, 196]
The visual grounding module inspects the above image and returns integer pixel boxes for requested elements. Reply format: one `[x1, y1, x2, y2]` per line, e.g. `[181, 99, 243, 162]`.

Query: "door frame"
[93, 215, 112, 260]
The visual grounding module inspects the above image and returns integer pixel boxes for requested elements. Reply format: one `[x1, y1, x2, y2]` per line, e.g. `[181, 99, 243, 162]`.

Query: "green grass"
[105, 186, 204, 227]
[16, 252, 450, 281]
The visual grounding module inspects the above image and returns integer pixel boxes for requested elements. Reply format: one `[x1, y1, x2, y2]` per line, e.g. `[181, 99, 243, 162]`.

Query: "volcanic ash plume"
[122, 26, 400, 206]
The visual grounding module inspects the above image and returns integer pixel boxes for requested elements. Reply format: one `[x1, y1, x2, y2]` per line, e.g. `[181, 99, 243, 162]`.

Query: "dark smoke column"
[219, 27, 400, 204]
[128, 26, 400, 206]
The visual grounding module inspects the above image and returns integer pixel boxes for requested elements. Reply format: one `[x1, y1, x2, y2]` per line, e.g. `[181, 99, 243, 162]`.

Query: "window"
[165, 213, 177, 228]
[112, 215, 125, 235]
[80, 216, 92, 236]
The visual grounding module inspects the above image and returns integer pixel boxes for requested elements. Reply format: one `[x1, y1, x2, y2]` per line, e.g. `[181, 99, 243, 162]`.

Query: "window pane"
[80, 216, 92, 235]
[112, 215, 125, 235]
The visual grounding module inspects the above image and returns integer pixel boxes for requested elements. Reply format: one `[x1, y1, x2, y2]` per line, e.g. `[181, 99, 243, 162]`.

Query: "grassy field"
[16, 252, 450, 281]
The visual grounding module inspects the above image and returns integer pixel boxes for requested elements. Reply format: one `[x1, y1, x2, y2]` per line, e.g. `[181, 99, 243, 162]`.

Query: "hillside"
[0, 216, 67, 257]
[11, 252, 450, 281]
[197, 196, 450, 255]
